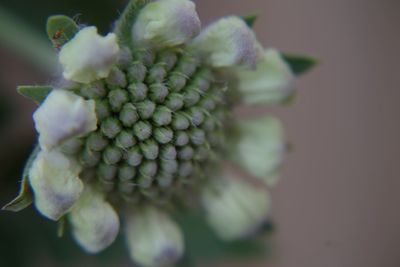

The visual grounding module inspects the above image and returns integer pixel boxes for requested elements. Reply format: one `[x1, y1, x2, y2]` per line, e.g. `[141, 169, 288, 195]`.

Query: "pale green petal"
[33, 90, 97, 151]
[201, 174, 271, 240]
[59, 26, 119, 84]
[192, 16, 262, 68]
[126, 206, 184, 267]
[231, 116, 285, 185]
[132, 0, 201, 47]
[234, 48, 295, 105]
[28, 150, 83, 220]
[69, 186, 120, 253]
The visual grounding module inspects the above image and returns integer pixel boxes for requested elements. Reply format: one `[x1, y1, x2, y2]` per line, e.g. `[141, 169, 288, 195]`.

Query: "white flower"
[132, 0, 201, 47]
[234, 49, 295, 105]
[192, 16, 262, 68]
[59, 26, 119, 84]
[28, 150, 83, 220]
[69, 186, 120, 253]
[126, 206, 184, 267]
[33, 90, 97, 151]
[231, 116, 286, 185]
[201, 174, 271, 240]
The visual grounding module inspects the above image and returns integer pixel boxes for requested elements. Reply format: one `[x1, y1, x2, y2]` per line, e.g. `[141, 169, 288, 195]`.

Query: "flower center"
[61, 46, 230, 204]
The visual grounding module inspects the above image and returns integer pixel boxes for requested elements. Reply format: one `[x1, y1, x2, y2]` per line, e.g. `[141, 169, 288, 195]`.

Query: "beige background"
[1, 0, 399, 266]
[197, 0, 400, 266]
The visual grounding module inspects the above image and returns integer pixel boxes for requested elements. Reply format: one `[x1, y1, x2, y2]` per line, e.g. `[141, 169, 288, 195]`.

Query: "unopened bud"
[87, 132, 109, 151]
[103, 146, 123, 165]
[126, 146, 143, 167]
[116, 130, 136, 149]
[108, 89, 129, 112]
[101, 117, 122, 138]
[119, 103, 139, 127]
[128, 62, 147, 82]
[154, 127, 174, 144]
[172, 113, 190, 130]
[153, 106, 172, 126]
[136, 100, 156, 119]
[165, 93, 184, 111]
[140, 140, 159, 160]
[133, 121, 152, 141]
[175, 134, 191, 151]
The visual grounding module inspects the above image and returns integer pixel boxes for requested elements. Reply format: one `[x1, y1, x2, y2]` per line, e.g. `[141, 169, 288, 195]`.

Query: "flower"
[126, 207, 184, 267]
[201, 173, 271, 240]
[28, 149, 83, 220]
[6, 0, 314, 265]
[59, 26, 119, 84]
[33, 89, 97, 151]
[191, 16, 263, 68]
[231, 116, 286, 186]
[132, 0, 201, 47]
[69, 186, 120, 253]
[233, 48, 296, 105]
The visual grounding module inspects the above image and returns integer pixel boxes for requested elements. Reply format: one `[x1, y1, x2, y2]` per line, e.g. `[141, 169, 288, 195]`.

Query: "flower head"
[69, 186, 119, 253]
[59, 26, 119, 84]
[132, 0, 201, 47]
[192, 16, 263, 68]
[233, 49, 296, 105]
[126, 207, 184, 267]
[33, 90, 97, 151]
[29, 149, 83, 220]
[201, 173, 271, 240]
[6, 1, 314, 265]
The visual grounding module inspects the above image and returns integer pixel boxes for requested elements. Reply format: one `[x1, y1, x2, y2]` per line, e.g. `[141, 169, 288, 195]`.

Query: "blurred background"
[0, 0, 399, 266]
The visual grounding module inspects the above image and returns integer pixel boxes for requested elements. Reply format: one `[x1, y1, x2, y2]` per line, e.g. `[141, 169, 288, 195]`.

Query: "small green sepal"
[2, 146, 40, 212]
[242, 14, 258, 28]
[57, 217, 66, 238]
[282, 54, 317, 75]
[17, 85, 53, 104]
[46, 15, 80, 49]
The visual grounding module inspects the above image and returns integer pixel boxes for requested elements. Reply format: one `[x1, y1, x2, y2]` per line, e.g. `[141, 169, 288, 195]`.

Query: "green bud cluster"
[61, 47, 229, 204]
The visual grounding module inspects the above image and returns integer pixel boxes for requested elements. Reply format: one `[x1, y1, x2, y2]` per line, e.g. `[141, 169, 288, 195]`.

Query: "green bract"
[3, 1, 315, 266]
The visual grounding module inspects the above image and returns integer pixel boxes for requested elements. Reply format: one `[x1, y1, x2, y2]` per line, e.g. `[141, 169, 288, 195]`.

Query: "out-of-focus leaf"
[2, 146, 40, 212]
[242, 14, 258, 28]
[46, 15, 79, 49]
[114, 0, 149, 46]
[283, 54, 317, 75]
[17, 85, 52, 104]
[176, 211, 273, 265]
[0, 5, 56, 72]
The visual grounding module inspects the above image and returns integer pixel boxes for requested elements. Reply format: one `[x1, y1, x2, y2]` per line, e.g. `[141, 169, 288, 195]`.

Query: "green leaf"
[17, 85, 52, 104]
[2, 146, 40, 212]
[242, 14, 258, 28]
[282, 54, 317, 75]
[46, 15, 79, 49]
[114, 0, 150, 46]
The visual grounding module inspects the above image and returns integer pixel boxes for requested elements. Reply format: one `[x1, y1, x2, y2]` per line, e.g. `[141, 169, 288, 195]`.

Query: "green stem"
[0, 5, 56, 73]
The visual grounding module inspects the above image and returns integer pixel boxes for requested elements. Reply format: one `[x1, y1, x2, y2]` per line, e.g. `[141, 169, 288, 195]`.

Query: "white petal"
[29, 150, 83, 220]
[192, 16, 262, 68]
[133, 0, 201, 47]
[33, 90, 97, 151]
[201, 174, 271, 240]
[69, 186, 120, 253]
[126, 206, 184, 267]
[232, 116, 286, 185]
[234, 49, 295, 105]
[59, 26, 119, 84]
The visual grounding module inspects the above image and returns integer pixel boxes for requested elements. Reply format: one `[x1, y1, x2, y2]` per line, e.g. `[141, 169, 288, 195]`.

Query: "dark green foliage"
[283, 54, 317, 75]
